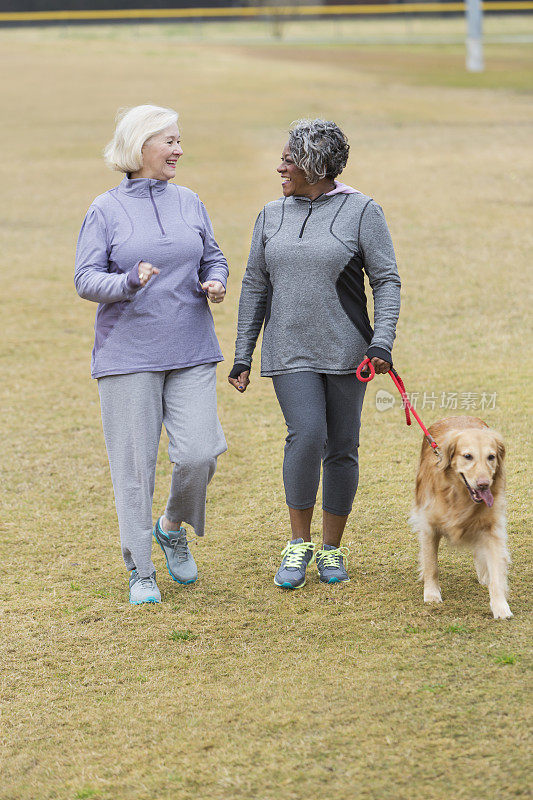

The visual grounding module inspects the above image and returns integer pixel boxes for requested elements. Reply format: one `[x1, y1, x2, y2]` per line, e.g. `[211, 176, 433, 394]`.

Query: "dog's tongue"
[478, 488, 494, 507]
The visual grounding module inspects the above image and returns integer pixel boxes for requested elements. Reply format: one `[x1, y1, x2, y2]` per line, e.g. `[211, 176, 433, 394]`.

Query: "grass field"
[1, 19, 532, 800]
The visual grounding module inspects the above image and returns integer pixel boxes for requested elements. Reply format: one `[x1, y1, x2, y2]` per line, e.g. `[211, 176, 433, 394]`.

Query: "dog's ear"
[436, 431, 460, 471]
[491, 430, 506, 470]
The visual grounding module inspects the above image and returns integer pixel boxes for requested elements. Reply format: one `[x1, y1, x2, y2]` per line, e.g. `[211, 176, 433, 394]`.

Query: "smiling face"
[277, 142, 310, 198]
[131, 124, 183, 181]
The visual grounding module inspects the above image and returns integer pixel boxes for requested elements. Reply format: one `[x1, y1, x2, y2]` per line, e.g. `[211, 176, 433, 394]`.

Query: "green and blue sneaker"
[315, 545, 350, 584]
[129, 570, 161, 605]
[152, 517, 198, 585]
[274, 538, 316, 590]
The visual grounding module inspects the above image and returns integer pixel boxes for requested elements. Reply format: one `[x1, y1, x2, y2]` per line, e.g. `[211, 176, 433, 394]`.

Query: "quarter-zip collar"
[292, 192, 330, 205]
[119, 176, 169, 197]
[290, 193, 333, 238]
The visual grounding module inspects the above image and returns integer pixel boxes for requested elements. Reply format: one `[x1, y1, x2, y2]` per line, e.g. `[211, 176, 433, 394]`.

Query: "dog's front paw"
[424, 585, 442, 604]
[491, 600, 513, 620]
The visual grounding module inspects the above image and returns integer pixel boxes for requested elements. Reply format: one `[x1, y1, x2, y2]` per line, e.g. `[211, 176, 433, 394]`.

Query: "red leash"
[356, 358, 440, 456]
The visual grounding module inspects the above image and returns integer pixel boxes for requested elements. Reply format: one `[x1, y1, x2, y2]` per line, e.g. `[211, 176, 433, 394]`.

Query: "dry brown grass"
[0, 21, 532, 800]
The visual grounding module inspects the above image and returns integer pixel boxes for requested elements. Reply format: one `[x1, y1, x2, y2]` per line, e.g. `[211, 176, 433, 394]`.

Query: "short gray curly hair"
[288, 119, 350, 185]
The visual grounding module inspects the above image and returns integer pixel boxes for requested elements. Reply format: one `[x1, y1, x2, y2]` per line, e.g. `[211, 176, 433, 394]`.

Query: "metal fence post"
[466, 0, 484, 72]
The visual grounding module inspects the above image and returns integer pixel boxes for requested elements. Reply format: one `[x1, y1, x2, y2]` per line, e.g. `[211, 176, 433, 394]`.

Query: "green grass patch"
[420, 683, 445, 693]
[444, 623, 470, 634]
[494, 653, 518, 665]
[404, 623, 422, 634]
[169, 629, 198, 642]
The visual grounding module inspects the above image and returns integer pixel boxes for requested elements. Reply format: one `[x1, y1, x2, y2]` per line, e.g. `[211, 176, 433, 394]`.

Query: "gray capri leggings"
[272, 371, 367, 516]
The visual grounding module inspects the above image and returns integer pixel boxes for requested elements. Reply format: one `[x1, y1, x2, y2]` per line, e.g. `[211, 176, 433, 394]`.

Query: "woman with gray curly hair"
[229, 119, 401, 589]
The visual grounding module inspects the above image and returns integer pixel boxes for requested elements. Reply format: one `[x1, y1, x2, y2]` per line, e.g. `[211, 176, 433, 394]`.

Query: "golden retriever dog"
[409, 416, 511, 619]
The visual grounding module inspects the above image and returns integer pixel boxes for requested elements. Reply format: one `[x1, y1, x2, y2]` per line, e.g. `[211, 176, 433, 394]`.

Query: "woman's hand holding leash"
[369, 356, 391, 374]
[356, 356, 391, 381]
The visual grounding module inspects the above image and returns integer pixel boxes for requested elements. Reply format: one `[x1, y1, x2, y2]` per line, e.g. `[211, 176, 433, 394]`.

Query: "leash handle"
[356, 358, 440, 455]
[355, 357, 375, 382]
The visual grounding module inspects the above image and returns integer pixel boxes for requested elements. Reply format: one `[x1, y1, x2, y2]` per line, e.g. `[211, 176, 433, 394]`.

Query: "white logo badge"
[375, 389, 395, 412]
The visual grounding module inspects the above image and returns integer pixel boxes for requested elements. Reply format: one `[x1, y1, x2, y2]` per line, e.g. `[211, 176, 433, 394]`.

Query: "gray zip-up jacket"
[233, 190, 401, 376]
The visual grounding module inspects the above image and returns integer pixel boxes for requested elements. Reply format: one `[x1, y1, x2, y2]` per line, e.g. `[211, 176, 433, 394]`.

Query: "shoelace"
[281, 541, 315, 569]
[315, 546, 350, 570]
[170, 532, 191, 563]
[138, 575, 156, 589]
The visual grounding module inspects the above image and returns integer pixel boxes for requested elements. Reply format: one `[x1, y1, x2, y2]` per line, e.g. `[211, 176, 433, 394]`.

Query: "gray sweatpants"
[272, 371, 366, 516]
[98, 363, 227, 577]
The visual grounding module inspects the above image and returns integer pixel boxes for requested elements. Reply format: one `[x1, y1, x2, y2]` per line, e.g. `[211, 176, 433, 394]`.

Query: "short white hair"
[103, 104, 179, 173]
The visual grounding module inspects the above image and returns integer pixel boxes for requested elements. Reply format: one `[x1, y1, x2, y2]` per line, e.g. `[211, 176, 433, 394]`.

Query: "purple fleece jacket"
[75, 176, 229, 379]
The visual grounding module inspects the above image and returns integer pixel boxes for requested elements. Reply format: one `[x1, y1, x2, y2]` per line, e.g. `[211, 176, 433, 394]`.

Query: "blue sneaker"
[129, 570, 161, 605]
[315, 545, 350, 584]
[152, 517, 198, 585]
[274, 538, 316, 589]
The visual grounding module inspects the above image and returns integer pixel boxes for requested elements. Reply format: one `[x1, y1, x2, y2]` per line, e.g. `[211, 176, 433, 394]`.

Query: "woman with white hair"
[229, 119, 401, 589]
[75, 104, 228, 605]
